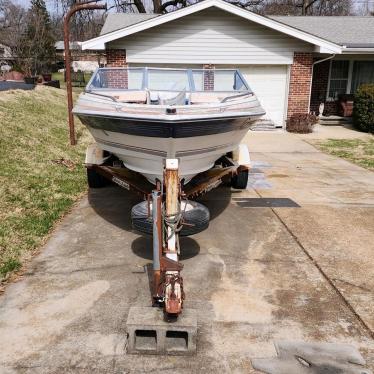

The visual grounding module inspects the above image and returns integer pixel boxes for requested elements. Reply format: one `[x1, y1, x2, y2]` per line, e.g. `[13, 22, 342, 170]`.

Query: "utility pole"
[63, 0, 106, 145]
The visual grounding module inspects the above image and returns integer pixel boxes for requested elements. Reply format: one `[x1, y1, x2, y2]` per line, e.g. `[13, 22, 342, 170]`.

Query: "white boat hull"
[88, 126, 250, 183]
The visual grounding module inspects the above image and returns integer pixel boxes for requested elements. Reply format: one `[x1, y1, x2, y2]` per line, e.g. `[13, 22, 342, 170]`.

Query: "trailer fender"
[85, 143, 107, 165]
[232, 143, 251, 167]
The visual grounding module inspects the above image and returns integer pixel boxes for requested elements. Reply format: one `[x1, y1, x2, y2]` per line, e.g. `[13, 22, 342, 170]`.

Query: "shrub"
[353, 84, 374, 133]
[286, 113, 317, 134]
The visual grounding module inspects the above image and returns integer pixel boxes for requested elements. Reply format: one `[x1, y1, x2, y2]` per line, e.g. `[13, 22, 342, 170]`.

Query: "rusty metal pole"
[63, 1, 106, 145]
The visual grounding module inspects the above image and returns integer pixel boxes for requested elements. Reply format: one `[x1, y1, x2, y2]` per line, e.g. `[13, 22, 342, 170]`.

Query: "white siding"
[108, 8, 313, 65]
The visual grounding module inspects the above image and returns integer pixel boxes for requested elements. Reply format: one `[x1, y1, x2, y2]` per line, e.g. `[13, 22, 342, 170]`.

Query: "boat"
[73, 67, 265, 184]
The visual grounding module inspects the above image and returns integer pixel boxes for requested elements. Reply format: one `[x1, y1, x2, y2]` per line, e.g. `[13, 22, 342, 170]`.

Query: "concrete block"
[126, 306, 197, 355]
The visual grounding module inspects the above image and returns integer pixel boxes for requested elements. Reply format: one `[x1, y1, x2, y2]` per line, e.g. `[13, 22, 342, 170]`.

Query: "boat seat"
[101, 90, 147, 103]
[147, 90, 190, 105]
[190, 92, 226, 104]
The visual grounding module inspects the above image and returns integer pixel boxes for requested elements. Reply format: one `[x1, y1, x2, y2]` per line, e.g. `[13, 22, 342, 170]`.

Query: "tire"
[131, 200, 210, 236]
[87, 168, 108, 188]
[231, 169, 249, 189]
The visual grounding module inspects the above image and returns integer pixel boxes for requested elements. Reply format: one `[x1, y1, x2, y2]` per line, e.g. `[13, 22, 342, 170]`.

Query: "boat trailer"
[86, 153, 248, 318]
[86, 148, 249, 354]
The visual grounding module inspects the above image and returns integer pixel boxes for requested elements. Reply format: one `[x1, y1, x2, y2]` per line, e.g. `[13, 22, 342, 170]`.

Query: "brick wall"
[106, 49, 127, 67]
[287, 52, 313, 119]
[203, 64, 215, 91]
[105, 49, 128, 89]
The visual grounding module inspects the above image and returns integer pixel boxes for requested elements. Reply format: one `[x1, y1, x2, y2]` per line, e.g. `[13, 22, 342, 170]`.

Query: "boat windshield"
[87, 68, 251, 93]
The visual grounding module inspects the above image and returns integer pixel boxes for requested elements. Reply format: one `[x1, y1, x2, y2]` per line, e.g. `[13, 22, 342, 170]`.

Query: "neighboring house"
[81, 0, 374, 127]
[0, 43, 16, 66]
[55, 41, 106, 72]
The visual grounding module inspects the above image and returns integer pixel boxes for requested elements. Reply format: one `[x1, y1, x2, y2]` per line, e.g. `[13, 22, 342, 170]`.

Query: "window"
[127, 69, 144, 90]
[327, 60, 374, 100]
[88, 68, 144, 90]
[351, 61, 374, 93]
[148, 69, 190, 91]
[191, 69, 249, 92]
[214, 70, 247, 91]
[328, 60, 349, 99]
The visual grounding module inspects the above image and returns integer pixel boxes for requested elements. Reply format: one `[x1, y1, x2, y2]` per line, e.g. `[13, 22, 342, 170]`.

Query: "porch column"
[287, 52, 313, 118]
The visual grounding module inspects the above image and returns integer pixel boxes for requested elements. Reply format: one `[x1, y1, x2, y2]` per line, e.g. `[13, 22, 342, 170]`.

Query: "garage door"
[240, 65, 289, 127]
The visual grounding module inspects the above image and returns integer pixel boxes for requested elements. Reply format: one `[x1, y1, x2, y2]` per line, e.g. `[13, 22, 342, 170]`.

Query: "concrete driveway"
[1, 131, 373, 373]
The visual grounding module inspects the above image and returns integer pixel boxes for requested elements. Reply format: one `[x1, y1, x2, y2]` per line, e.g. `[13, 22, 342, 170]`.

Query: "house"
[81, 0, 374, 128]
[55, 41, 106, 72]
[0, 43, 16, 67]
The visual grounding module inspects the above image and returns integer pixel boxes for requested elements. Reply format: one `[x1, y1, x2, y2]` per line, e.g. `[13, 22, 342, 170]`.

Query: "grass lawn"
[311, 138, 374, 171]
[0, 86, 92, 280]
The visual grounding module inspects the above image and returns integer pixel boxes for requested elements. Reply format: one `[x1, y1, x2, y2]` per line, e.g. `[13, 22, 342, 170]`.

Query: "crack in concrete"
[332, 278, 372, 293]
[254, 188, 374, 340]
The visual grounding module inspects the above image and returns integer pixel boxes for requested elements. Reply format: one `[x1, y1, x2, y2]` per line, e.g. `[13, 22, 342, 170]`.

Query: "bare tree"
[356, 0, 374, 15]
[0, 0, 26, 48]
[257, 0, 352, 15]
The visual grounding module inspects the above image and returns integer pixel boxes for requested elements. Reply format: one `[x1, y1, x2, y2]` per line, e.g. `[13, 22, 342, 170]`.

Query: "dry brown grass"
[0, 86, 92, 279]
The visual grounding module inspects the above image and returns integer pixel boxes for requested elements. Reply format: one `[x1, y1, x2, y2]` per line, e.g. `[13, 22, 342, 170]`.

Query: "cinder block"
[126, 307, 197, 355]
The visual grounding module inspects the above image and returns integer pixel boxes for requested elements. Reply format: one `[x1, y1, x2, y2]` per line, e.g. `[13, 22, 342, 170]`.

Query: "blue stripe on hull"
[77, 114, 252, 138]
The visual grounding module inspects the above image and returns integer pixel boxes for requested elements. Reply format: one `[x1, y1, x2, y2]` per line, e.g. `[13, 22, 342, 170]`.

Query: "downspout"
[308, 54, 336, 115]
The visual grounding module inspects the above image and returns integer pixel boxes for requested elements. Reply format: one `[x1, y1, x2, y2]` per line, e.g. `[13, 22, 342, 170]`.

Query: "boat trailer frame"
[86, 157, 248, 319]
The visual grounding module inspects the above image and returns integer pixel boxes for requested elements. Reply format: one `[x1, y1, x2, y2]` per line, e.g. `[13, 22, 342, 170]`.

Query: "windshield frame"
[86, 67, 252, 93]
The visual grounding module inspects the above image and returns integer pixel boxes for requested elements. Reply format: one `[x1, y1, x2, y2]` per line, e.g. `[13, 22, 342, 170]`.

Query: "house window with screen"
[328, 60, 349, 99]
[351, 61, 374, 93]
[328, 60, 374, 100]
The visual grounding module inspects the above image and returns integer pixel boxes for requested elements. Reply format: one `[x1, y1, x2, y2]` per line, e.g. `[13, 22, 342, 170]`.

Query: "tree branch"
[296, 0, 319, 12]
[159, 0, 184, 13]
[133, 0, 146, 12]
[227, 0, 265, 7]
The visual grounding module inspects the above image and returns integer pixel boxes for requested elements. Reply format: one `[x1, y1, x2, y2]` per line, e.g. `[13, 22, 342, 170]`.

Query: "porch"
[310, 56, 374, 117]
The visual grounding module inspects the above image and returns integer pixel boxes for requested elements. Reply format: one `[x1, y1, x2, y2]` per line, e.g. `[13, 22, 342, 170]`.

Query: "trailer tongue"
[152, 159, 185, 319]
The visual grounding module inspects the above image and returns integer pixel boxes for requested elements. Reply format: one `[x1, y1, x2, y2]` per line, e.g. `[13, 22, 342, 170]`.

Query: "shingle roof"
[97, 10, 374, 49]
[100, 13, 159, 35]
[270, 16, 374, 47]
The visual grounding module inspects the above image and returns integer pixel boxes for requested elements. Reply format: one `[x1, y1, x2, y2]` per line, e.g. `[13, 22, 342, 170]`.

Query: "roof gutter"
[343, 48, 374, 54]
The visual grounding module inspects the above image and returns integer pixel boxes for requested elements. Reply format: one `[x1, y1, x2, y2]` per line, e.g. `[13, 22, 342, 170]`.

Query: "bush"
[353, 84, 374, 133]
[286, 113, 317, 134]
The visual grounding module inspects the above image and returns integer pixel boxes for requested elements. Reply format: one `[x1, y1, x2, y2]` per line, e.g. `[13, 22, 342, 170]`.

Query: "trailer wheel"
[131, 200, 210, 236]
[231, 169, 249, 190]
[87, 168, 108, 188]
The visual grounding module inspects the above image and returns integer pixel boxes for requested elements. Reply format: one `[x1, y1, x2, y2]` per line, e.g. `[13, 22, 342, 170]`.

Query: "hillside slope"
[0, 86, 92, 279]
